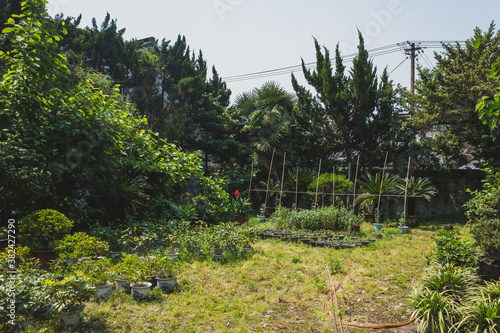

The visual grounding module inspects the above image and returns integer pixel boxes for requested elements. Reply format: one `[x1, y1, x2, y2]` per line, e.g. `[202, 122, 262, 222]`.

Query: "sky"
[46, 0, 500, 102]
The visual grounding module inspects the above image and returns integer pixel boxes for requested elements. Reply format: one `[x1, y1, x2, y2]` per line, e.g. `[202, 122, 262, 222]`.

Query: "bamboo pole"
[314, 159, 322, 210]
[377, 152, 389, 215]
[279, 152, 286, 207]
[403, 156, 411, 219]
[264, 148, 276, 214]
[248, 159, 254, 200]
[352, 156, 360, 212]
[332, 166, 336, 206]
[295, 166, 299, 210]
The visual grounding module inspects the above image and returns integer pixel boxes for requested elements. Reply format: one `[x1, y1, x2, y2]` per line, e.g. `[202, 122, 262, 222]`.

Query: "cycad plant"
[397, 176, 438, 216]
[354, 172, 401, 217]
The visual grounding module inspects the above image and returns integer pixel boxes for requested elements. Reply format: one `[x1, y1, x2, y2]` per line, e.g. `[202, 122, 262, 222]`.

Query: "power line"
[223, 40, 466, 83]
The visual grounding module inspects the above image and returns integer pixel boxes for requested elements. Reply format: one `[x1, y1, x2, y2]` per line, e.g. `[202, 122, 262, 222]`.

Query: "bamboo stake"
[295, 166, 299, 210]
[352, 156, 360, 212]
[377, 152, 389, 215]
[279, 152, 286, 207]
[403, 156, 411, 219]
[314, 159, 322, 210]
[332, 166, 336, 206]
[248, 159, 254, 200]
[264, 148, 276, 214]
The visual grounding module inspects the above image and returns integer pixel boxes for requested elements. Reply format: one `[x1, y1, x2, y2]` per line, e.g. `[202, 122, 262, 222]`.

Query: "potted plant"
[114, 254, 147, 292]
[397, 213, 409, 234]
[150, 256, 178, 291]
[19, 209, 73, 266]
[44, 273, 94, 329]
[55, 232, 110, 264]
[258, 204, 266, 222]
[72, 258, 116, 297]
[232, 190, 252, 224]
[397, 177, 438, 228]
[115, 254, 151, 298]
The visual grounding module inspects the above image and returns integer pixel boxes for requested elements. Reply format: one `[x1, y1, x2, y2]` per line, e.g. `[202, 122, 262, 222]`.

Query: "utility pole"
[404, 42, 422, 94]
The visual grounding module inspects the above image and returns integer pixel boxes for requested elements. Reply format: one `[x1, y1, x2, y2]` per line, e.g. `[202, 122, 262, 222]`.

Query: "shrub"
[54, 232, 110, 259]
[428, 229, 483, 268]
[465, 169, 500, 262]
[19, 209, 73, 250]
[410, 288, 456, 333]
[471, 218, 500, 261]
[274, 204, 363, 231]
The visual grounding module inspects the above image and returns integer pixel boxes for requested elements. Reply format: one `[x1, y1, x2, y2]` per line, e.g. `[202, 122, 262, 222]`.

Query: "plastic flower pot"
[399, 226, 409, 234]
[258, 215, 265, 222]
[373, 223, 383, 231]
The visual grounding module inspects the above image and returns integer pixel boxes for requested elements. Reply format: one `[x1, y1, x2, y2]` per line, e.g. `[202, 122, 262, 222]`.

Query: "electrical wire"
[223, 40, 465, 83]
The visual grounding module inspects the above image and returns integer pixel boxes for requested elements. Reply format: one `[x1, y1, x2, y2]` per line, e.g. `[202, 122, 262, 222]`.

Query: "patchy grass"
[28, 218, 468, 333]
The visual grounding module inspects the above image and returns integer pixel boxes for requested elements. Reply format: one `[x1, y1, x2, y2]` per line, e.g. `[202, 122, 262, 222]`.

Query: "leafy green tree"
[0, 0, 228, 224]
[411, 23, 500, 169]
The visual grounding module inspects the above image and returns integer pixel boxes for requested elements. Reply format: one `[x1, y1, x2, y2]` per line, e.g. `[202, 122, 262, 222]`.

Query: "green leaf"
[2, 27, 14, 34]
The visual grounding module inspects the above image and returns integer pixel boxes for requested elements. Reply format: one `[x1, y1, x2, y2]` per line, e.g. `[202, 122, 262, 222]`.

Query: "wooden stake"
[403, 156, 411, 219]
[332, 166, 336, 206]
[295, 166, 299, 210]
[377, 152, 389, 215]
[248, 159, 254, 200]
[279, 153, 286, 207]
[314, 159, 322, 210]
[264, 148, 276, 213]
[352, 156, 360, 212]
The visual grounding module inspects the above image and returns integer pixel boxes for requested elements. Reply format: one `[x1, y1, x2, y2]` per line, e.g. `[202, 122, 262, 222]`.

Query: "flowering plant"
[232, 190, 252, 215]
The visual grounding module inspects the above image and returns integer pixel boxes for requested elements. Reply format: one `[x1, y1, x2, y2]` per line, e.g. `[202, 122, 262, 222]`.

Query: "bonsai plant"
[19, 209, 74, 266]
[72, 258, 116, 297]
[44, 273, 94, 329]
[55, 232, 110, 262]
[397, 176, 438, 227]
[149, 256, 178, 291]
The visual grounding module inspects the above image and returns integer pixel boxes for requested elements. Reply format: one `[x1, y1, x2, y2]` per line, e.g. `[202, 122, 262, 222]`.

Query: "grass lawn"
[32, 216, 470, 333]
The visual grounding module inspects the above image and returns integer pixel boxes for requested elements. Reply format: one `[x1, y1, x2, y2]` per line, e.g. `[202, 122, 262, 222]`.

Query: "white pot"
[157, 276, 177, 291]
[115, 278, 130, 291]
[166, 253, 179, 260]
[63, 257, 78, 264]
[130, 282, 152, 299]
[95, 281, 113, 297]
[60, 311, 83, 329]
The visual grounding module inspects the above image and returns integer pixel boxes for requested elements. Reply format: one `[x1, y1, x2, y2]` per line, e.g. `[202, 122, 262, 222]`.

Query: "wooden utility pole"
[404, 42, 422, 94]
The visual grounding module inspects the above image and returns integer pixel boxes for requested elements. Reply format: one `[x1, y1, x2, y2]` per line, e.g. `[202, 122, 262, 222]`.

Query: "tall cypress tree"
[292, 32, 401, 168]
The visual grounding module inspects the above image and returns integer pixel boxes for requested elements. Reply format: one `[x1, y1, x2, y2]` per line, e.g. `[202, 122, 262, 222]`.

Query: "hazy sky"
[46, 0, 500, 101]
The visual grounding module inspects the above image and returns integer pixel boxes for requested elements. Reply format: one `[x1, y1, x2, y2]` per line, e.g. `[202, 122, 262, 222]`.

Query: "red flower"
[234, 190, 240, 196]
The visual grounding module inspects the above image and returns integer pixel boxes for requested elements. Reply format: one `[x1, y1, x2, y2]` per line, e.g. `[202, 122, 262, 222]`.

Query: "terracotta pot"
[352, 224, 361, 232]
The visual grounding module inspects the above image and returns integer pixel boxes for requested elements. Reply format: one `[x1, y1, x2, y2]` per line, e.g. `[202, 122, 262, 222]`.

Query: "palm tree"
[397, 177, 438, 216]
[235, 81, 296, 169]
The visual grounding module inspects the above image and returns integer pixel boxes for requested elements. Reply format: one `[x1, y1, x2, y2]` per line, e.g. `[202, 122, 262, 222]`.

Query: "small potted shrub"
[19, 209, 73, 266]
[44, 273, 94, 329]
[55, 232, 110, 263]
[150, 256, 178, 291]
[72, 258, 116, 297]
[115, 254, 150, 297]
